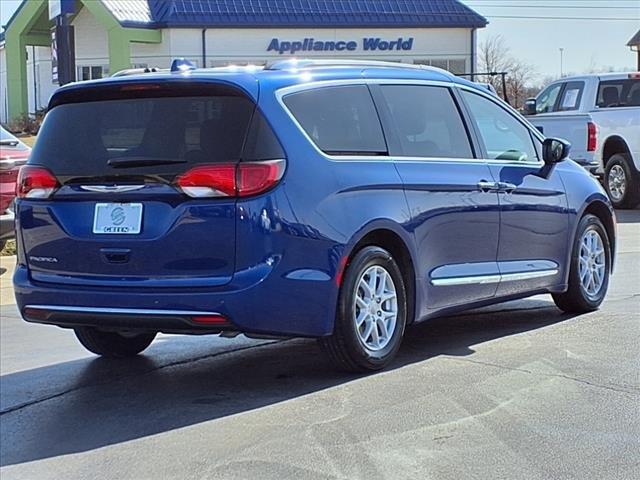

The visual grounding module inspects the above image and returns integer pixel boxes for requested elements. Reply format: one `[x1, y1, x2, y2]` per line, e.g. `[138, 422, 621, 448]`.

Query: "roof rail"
[111, 67, 165, 77]
[265, 59, 431, 71]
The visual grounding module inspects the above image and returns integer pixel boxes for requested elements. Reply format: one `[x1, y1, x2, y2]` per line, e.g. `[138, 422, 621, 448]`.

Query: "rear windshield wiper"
[107, 156, 187, 168]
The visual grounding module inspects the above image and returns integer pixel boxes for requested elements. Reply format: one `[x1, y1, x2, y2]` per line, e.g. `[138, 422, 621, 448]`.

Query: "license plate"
[93, 203, 143, 234]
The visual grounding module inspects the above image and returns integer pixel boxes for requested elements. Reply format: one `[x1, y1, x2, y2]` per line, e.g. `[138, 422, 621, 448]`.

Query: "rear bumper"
[21, 305, 229, 334]
[13, 262, 337, 337]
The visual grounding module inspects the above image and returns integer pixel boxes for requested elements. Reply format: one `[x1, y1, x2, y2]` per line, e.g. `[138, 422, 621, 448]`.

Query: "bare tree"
[478, 35, 537, 108]
[506, 62, 536, 109]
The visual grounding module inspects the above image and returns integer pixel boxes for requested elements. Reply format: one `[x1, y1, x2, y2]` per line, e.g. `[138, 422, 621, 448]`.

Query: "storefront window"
[414, 59, 467, 75]
[77, 65, 108, 81]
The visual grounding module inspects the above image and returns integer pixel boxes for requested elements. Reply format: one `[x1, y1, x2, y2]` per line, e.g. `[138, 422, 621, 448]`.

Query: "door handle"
[477, 180, 499, 192]
[497, 182, 517, 193]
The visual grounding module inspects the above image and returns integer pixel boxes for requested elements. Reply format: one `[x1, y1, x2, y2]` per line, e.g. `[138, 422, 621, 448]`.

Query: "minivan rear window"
[30, 84, 280, 180]
[283, 85, 387, 156]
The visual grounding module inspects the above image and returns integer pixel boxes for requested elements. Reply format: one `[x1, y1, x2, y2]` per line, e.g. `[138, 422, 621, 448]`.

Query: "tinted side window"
[461, 90, 538, 163]
[283, 85, 386, 155]
[558, 81, 584, 111]
[536, 83, 562, 113]
[242, 110, 285, 161]
[597, 79, 640, 107]
[379, 85, 473, 159]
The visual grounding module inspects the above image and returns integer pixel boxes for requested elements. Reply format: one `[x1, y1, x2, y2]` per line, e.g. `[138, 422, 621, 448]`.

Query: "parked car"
[0, 127, 31, 250]
[524, 72, 640, 208]
[14, 60, 616, 372]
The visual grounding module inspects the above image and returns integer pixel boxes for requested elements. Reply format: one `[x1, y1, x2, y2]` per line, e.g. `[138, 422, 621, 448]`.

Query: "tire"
[552, 214, 611, 313]
[74, 327, 156, 358]
[604, 153, 640, 209]
[319, 246, 407, 372]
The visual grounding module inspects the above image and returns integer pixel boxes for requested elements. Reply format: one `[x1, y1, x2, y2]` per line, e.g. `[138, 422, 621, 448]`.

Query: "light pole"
[559, 48, 564, 78]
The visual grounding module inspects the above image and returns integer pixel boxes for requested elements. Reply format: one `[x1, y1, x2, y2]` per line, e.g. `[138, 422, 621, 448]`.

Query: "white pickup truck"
[524, 72, 640, 208]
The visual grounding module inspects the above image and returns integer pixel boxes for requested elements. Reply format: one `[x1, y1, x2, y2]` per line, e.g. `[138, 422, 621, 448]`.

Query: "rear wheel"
[552, 214, 611, 313]
[319, 246, 407, 372]
[74, 327, 156, 357]
[604, 153, 640, 209]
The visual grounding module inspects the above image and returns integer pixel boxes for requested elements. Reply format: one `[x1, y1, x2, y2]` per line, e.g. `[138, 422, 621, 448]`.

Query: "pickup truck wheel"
[319, 246, 407, 372]
[74, 327, 156, 357]
[552, 214, 611, 313]
[604, 154, 640, 209]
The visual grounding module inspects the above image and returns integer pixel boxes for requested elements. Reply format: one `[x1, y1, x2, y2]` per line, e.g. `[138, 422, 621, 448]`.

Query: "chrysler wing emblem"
[80, 185, 145, 193]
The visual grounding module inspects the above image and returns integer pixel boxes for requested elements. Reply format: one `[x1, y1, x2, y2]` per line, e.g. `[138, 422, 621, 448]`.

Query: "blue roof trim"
[105, 0, 488, 29]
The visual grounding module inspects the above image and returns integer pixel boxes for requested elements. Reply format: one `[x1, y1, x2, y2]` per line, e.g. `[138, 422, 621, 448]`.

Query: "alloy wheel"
[578, 228, 606, 298]
[353, 265, 398, 352]
[607, 164, 626, 202]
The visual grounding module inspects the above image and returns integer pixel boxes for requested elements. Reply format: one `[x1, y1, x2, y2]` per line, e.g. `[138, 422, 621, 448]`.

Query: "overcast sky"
[1, 0, 638, 81]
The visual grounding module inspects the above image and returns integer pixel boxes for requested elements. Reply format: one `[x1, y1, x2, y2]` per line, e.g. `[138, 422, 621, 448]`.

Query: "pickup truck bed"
[525, 73, 640, 208]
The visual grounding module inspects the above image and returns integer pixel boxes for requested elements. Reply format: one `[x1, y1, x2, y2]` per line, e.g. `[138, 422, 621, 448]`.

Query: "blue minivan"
[14, 60, 616, 371]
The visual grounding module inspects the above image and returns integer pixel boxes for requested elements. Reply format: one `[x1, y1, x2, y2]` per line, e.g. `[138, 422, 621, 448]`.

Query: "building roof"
[105, 0, 488, 29]
[627, 29, 640, 47]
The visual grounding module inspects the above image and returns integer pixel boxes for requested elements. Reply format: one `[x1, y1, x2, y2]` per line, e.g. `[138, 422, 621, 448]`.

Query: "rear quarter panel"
[249, 89, 415, 334]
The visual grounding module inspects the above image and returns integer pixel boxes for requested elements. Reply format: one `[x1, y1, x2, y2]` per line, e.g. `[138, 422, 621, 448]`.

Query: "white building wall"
[72, 5, 109, 72]
[138, 27, 473, 71]
[1, 8, 476, 123]
[130, 30, 172, 69]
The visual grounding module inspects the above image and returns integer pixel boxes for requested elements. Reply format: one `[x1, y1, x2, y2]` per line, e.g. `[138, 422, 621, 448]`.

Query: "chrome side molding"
[431, 269, 558, 286]
[23, 305, 223, 316]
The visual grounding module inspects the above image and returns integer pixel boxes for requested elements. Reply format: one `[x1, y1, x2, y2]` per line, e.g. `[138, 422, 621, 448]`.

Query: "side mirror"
[523, 98, 537, 116]
[543, 137, 571, 165]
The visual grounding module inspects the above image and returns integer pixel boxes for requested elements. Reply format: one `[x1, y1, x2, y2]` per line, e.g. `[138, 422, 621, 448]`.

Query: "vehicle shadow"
[0, 298, 575, 467]
[615, 208, 640, 223]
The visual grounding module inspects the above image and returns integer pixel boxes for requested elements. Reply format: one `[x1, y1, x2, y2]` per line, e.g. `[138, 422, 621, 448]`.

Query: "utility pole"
[559, 48, 564, 78]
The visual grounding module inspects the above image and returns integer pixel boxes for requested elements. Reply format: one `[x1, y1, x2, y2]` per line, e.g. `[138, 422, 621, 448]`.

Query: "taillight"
[175, 160, 285, 198]
[175, 164, 237, 198]
[237, 160, 286, 197]
[587, 122, 597, 152]
[17, 165, 59, 199]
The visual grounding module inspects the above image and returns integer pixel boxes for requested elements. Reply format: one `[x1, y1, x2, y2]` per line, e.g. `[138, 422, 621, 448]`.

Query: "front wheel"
[604, 153, 640, 209]
[552, 214, 611, 313]
[74, 327, 156, 357]
[319, 246, 407, 372]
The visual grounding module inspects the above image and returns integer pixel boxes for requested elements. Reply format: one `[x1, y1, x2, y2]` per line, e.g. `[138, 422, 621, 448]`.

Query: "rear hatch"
[18, 79, 281, 288]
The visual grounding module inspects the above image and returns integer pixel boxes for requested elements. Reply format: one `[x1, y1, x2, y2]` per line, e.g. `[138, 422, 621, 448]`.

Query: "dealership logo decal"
[110, 207, 126, 226]
[268, 37, 414, 55]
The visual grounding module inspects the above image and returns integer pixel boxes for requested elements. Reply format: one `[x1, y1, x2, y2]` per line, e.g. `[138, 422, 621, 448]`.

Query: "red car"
[1, 127, 31, 250]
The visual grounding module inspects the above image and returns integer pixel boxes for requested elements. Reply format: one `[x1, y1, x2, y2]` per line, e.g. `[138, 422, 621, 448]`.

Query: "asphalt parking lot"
[0, 210, 638, 480]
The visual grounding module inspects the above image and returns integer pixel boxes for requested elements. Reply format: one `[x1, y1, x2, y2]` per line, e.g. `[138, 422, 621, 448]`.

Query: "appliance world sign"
[267, 37, 414, 55]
